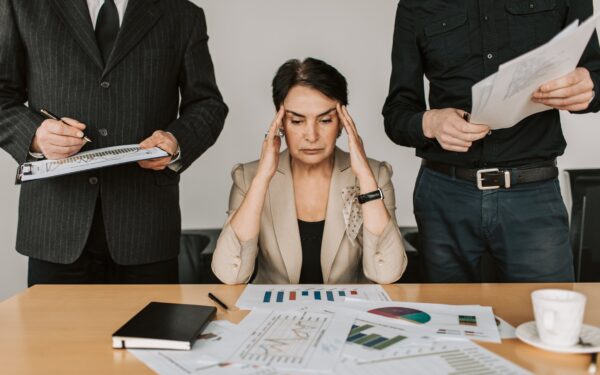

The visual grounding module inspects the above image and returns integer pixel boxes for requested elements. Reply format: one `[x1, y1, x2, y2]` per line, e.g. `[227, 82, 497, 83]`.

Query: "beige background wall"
[1, 0, 599, 300]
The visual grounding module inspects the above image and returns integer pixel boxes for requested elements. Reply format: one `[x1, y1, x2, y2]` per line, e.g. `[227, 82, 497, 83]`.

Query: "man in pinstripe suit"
[0, 0, 228, 285]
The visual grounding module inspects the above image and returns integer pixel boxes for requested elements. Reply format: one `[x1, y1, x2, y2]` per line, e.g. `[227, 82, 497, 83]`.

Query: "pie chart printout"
[368, 307, 432, 324]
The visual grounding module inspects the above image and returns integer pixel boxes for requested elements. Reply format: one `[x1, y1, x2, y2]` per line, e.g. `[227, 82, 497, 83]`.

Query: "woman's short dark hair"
[272, 57, 348, 109]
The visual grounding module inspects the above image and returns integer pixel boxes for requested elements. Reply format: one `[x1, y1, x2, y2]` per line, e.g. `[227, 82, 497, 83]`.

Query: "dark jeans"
[414, 166, 574, 283]
[28, 199, 178, 287]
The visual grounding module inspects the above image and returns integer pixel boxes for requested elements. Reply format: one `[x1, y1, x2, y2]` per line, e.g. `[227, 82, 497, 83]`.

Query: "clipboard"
[16, 144, 169, 184]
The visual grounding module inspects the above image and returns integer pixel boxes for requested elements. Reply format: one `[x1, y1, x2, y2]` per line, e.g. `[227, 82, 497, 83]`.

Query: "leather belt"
[422, 159, 558, 190]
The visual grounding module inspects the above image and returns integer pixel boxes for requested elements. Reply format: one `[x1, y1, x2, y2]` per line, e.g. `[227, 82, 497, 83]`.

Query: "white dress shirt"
[87, 0, 129, 29]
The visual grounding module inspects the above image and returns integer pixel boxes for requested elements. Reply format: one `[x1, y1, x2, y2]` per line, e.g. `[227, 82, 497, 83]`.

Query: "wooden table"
[0, 283, 598, 374]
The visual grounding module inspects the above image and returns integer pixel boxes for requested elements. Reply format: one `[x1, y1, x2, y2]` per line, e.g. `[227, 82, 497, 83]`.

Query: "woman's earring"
[278, 128, 284, 138]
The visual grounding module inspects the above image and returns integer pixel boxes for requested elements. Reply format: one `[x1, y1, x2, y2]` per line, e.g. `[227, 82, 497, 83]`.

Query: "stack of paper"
[129, 284, 527, 375]
[470, 13, 600, 129]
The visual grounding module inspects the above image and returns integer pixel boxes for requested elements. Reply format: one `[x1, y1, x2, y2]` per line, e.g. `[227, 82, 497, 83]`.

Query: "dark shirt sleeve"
[0, 0, 44, 164]
[571, 1, 600, 114]
[382, 1, 429, 150]
[166, 7, 228, 173]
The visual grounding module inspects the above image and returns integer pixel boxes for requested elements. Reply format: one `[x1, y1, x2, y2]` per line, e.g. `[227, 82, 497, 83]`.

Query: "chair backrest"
[178, 229, 222, 284]
[565, 169, 600, 281]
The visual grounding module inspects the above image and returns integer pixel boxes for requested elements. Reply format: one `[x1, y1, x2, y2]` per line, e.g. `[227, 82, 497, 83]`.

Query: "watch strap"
[357, 187, 384, 204]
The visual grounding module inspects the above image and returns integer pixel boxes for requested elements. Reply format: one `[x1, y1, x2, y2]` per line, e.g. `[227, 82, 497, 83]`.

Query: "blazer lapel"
[321, 148, 354, 283]
[269, 149, 303, 283]
[48, 0, 104, 70]
[102, 0, 164, 77]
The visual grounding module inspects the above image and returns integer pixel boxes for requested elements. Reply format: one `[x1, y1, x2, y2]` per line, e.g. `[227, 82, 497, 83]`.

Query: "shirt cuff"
[166, 132, 182, 172]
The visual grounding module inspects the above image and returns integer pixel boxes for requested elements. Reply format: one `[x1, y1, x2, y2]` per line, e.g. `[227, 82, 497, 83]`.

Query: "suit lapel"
[321, 148, 354, 283]
[269, 149, 302, 283]
[102, 0, 164, 76]
[48, 0, 104, 70]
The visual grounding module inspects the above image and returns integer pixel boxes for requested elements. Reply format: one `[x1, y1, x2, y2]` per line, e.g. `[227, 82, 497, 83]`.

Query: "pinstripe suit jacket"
[0, 0, 227, 264]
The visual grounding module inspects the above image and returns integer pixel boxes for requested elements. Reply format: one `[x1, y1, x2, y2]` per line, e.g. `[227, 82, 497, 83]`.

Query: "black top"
[383, 0, 600, 168]
[298, 219, 325, 284]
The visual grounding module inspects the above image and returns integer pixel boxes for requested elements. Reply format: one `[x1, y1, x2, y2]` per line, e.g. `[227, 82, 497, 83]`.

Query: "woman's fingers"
[267, 106, 285, 140]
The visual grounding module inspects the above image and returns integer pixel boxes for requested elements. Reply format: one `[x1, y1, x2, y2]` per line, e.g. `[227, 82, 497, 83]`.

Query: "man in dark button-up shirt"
[383, 0, 600, 282]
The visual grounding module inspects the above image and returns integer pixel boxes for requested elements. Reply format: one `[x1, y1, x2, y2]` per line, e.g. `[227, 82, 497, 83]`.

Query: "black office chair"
[397, 227, 420, 283]
[565, 169, 600, 282]
[178, 229, 222, 284]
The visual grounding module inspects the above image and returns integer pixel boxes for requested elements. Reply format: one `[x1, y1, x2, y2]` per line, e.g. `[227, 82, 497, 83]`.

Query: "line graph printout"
[229, 309, 355, 372]
[236, 284, 390, 309]
[16, 144, 169, 182]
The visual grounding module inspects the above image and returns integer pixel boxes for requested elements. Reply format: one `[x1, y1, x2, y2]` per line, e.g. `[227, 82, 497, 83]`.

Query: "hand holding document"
[16, 144, 169, 183]
[470, 13, 600, 129]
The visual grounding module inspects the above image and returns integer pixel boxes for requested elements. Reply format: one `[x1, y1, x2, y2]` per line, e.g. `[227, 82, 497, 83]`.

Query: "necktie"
[95, 0, 120, 64]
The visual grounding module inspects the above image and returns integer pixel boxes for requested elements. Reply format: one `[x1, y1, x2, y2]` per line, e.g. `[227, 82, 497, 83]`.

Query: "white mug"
[531, 289, 587, 347]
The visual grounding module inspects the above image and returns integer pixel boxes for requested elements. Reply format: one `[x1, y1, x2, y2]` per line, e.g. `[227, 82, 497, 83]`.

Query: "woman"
[212, 58, 406, 284]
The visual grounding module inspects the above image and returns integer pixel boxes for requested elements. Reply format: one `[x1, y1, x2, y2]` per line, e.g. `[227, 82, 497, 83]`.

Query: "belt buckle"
[476, 168, 511, 190]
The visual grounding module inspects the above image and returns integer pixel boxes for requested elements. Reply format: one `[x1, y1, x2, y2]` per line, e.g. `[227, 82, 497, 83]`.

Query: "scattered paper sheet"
[236, 284, 390, 309]
[342, 301, 501, 343]
[496, 316, 517, 340]
[470, 13, 600, 129]
[342, 311, 443, 361]
[336, 340, 531, 375]
[227, 308, 355, 372]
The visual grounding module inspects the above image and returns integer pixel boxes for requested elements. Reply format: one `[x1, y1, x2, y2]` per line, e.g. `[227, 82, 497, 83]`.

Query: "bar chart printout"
[337, 340, 531, 375]
[237, 284, 390, 309]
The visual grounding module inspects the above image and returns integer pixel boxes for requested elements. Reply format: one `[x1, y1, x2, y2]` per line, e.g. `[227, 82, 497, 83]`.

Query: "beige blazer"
[211, 147, 407, 284]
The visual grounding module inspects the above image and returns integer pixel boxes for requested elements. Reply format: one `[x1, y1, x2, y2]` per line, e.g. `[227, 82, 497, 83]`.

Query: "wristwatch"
[357, 188, 384, 204]
[28, 151, 45, 159]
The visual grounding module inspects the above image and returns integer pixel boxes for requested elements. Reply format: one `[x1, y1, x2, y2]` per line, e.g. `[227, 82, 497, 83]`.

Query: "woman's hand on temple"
[256, 106, 285, 182]
[337, 104, 376, 188]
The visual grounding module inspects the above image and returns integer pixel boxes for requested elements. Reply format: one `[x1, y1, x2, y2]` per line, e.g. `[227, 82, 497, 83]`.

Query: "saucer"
[515, 321, 600, 353]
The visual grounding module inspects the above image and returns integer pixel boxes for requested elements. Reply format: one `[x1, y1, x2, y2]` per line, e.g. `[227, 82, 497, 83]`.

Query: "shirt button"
[442, 22, 447, 27]
[100, 81, 110, 89]
[487, 53, 494, 60]
[378, 259, 384, 265]
[232, 264, 239, 269]
[529, 3, 535, 9]
[99, 128, 108, 136]
[89, 177, 98, 185]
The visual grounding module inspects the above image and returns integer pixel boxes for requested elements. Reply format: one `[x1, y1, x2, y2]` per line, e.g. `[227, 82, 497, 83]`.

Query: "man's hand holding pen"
[31, 117, 89, 160]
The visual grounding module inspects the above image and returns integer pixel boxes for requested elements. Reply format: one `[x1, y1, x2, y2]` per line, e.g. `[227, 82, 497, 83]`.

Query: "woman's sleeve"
[361, 161, 408, 284]
[211, 164, 260, 284]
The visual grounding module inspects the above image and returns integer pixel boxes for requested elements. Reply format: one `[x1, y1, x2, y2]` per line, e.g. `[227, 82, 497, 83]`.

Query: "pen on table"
[39, 108, 92, 143]
[589, 352, 597, 374]
[208, 292, 229, 311]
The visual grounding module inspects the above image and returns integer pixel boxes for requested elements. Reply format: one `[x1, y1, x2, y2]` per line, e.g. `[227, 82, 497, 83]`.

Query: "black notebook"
[112, 302, 216, 350]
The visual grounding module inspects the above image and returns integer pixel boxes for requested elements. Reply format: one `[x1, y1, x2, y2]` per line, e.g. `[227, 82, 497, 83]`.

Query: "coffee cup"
[531, 289, 586, 347]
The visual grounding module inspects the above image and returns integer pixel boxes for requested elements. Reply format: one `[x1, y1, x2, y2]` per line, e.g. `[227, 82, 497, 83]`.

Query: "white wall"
[1, 0, 599, 300]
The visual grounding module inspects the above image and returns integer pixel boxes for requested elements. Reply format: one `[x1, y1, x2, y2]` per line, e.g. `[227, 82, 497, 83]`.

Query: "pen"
[40, 108, 92, 143]
[589, 352, 597, 374]
[208, 292, 229, 311]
